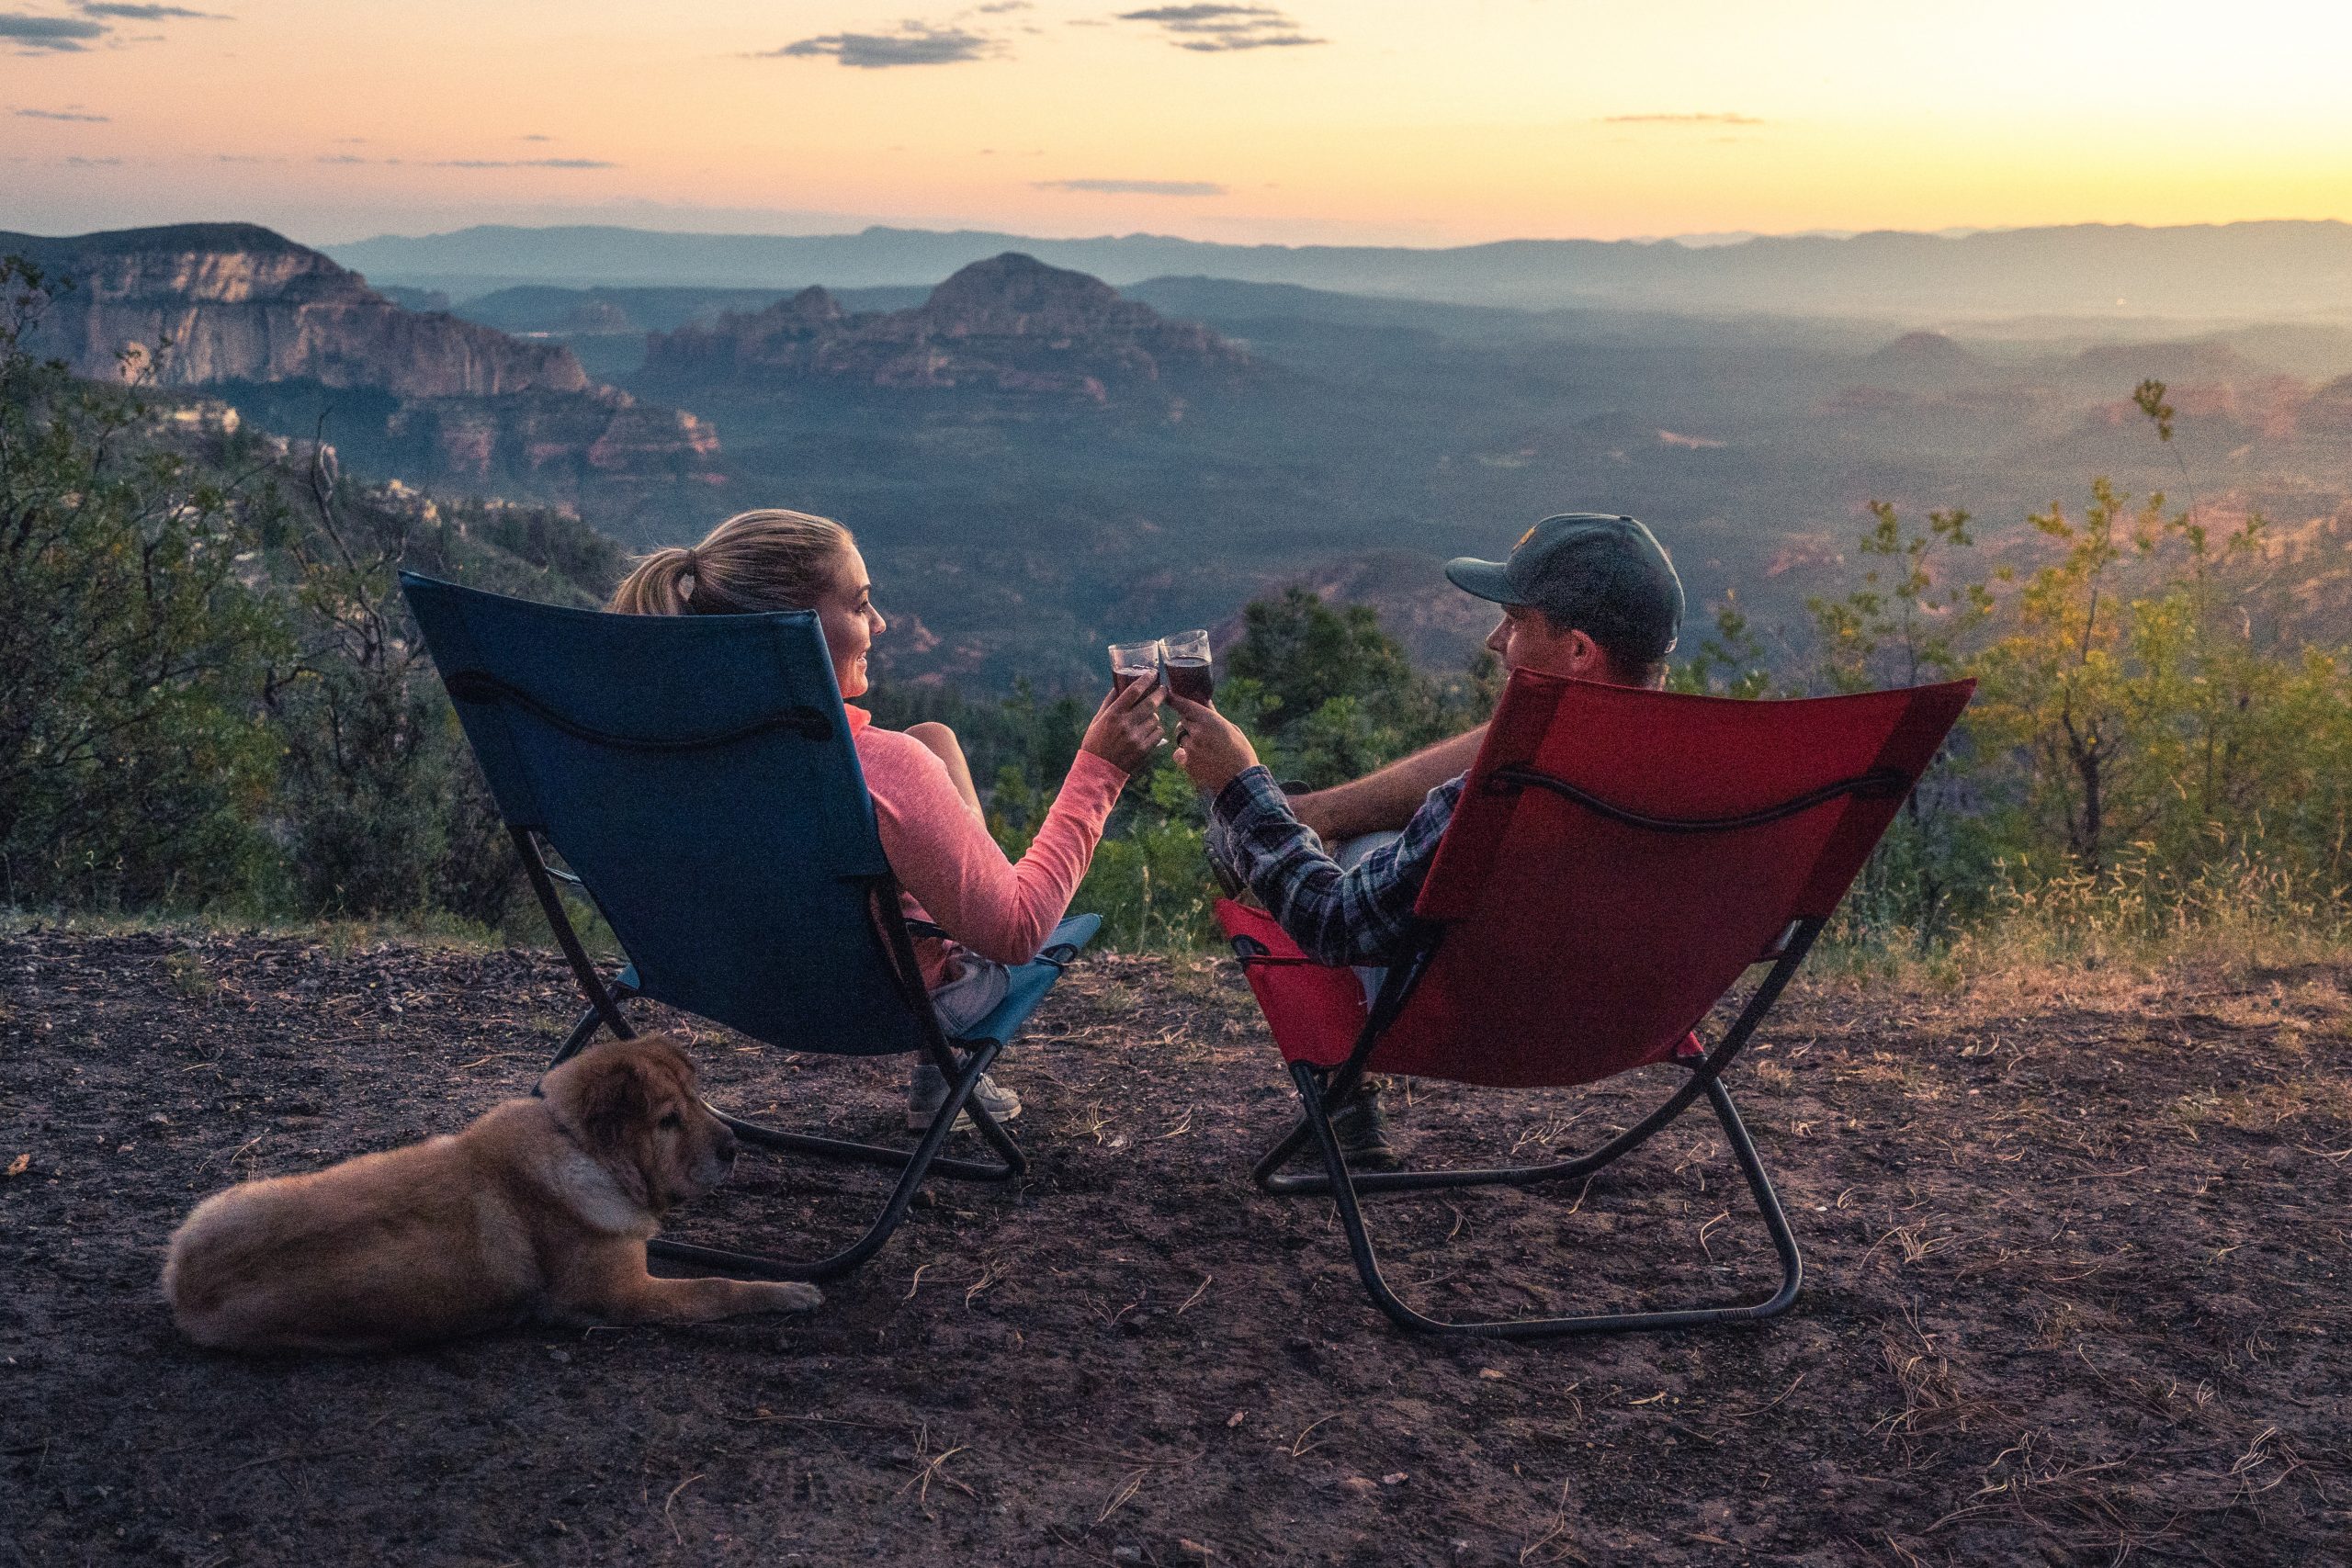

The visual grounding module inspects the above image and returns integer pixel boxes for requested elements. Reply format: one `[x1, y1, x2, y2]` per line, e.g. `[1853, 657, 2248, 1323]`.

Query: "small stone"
[1340, 1475, 1378, 1495]
[1226, 1409, 1247, 1427]
[1381, 1472, 1408, 1485]
[547, 1348, 571, 1363]
[1111, 1547, 1144, 1565]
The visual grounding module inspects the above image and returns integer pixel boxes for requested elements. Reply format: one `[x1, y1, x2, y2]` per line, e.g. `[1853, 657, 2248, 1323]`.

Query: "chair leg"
[548, 982, 638, 1067]
[1290, 1061, 1802, 1338]
[548, 987, 1022, 1183]
[649, 1038, 1020, 1282]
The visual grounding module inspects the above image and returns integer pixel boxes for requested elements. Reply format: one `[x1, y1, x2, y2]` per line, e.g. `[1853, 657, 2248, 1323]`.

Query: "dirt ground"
[3, 928, 2347, 1566]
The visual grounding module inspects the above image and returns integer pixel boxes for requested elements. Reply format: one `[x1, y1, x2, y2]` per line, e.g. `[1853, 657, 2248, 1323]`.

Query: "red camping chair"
[1216, 671, 1973, 1339]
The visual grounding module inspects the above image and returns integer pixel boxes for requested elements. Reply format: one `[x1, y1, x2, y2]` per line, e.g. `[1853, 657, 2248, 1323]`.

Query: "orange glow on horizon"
[2, 0, 2347, 246]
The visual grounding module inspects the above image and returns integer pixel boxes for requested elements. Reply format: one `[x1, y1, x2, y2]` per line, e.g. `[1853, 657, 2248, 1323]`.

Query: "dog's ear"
[564, 1053, 662, 1215]
[574, 1051, 654, 1153]
[632, 1032, 695, 1095]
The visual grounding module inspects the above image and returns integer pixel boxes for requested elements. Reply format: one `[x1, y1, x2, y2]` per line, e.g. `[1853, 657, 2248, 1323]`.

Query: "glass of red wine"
[1108, 640, 1160, 694]
[1161, 629, 1215, 704]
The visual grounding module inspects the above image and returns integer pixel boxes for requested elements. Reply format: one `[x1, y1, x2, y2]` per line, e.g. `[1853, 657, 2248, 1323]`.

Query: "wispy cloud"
[1036, 177, 1224, 196]
[760, 21, 994, 68]
[77, 2, 229, 17]
[1116, 4, 1324, 52]
[518, 133, 552, 141]
[15, 105, 110, 120]
[0, 14, 108, 51]
[1600, 112, 1765, 126]
[5, 5, 225, 54]
[431, 157, 617, 169]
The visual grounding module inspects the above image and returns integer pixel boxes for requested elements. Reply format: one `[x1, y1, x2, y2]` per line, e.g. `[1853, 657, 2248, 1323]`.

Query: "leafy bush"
[0, 259, 281, 908]
[1790, 385, 2351, 957]
[259, 458, 527, 922]
[0, 252, 624, 927]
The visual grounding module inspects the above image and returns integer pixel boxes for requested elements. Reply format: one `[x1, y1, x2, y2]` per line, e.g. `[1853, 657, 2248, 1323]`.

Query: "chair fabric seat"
[955, 914, 1101, 1045]
[1217, 898, 1688, 1082]
[1224, 674, 1973, 1091]
[1217, 901, 1370, 1069]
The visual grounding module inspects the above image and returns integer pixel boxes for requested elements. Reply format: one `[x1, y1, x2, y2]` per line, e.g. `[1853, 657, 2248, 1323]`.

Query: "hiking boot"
[907, 1062, 1023, 1132]
[1327, 1079, 1399, 1171]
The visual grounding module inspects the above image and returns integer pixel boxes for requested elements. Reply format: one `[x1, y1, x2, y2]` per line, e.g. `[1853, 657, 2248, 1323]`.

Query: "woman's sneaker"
[907, 1063, 1023, 1132]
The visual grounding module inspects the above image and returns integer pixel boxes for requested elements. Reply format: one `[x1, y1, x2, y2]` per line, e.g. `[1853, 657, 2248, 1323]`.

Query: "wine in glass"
[1161, 628, 1214, 703]
[1108, 640, 1160, 694]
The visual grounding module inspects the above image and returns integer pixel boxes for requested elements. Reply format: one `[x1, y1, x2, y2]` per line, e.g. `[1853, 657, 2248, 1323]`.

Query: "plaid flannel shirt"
[1205, 764, 1467, 967]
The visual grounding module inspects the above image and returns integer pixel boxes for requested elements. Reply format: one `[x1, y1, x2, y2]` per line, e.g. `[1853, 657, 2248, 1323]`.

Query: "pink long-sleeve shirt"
[848, 705, 1129, 987]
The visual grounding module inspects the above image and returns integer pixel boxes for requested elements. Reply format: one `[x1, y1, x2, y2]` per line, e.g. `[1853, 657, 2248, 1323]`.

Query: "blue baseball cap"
[1444, 513, 1685, 665]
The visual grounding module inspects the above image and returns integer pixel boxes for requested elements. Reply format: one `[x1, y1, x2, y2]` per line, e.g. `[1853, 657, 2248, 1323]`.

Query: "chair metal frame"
[1236, 759, 1907, 1339]
[514, 824, 1077, 1283]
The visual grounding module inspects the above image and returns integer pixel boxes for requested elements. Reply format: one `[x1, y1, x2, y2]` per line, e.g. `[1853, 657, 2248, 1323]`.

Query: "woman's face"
[816, 544, 886, 699]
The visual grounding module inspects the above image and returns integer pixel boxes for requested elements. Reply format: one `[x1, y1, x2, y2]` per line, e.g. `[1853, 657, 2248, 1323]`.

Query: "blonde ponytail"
[608, 509, 854, 617]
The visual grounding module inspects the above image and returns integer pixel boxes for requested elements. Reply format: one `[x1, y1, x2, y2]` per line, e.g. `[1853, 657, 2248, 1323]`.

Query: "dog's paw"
[761, 1281, 823, 1314]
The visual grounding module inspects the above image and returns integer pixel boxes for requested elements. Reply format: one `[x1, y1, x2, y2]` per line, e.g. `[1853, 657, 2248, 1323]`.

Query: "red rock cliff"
[4, 222, 588, 397]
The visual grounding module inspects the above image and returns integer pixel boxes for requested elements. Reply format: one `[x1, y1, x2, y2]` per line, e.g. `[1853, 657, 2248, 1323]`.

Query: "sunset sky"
[5, 0, 2349, 247]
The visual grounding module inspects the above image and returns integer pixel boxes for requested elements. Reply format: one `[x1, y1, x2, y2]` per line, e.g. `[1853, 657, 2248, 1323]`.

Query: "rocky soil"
[3, 929, 2346, 1565]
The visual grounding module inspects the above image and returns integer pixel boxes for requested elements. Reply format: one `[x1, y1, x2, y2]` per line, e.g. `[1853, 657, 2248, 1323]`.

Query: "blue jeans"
[1335, 831, 1402, 1008]
[928, 954, 1011, 1037]
[1208, 818, 1399, 1007]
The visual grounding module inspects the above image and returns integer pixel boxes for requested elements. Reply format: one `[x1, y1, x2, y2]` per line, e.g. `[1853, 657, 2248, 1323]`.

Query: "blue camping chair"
[401, 571, 1101, 1281]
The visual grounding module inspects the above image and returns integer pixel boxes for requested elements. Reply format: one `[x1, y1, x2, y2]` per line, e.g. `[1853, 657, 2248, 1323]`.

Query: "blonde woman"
[610, 509, 1165, 1126]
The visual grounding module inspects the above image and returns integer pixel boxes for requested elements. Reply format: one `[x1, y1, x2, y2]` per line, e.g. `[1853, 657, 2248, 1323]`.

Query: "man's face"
[1484, 603, 1614, 682]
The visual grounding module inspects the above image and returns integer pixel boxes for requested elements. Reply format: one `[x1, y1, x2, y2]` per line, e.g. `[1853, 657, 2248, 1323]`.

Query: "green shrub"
[0, 258, 282, 909]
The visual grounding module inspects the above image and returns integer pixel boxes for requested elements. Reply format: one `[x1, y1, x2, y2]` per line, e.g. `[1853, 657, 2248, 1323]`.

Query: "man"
[1169, 513, 1685, 1165]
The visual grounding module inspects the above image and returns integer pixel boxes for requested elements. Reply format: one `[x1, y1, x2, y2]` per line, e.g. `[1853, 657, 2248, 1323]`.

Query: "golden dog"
[162, 1033, 820, 1351]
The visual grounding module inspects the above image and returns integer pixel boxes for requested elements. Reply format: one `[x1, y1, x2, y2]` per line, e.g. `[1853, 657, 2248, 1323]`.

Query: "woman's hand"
[1078, 677, 1168, 776]
[1169, 695, 1260, 797]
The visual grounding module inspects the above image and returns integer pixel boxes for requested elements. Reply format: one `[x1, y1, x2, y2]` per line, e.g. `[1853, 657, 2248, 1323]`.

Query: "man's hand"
[1078, 676, 1168, 776]
[1169, 695, 1260, 797]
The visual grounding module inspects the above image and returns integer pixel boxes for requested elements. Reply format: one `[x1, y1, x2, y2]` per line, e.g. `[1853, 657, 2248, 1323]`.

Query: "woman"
[610, 508, 1165, 1128]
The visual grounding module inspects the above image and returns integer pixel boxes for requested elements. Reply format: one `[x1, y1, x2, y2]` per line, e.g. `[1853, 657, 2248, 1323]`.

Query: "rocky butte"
[0, 222, 718, 488]
[640, 252, 1251, 405]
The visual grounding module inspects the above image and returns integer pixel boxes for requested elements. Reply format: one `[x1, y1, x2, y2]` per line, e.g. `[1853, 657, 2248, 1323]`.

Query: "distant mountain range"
[324, 220, 2352, 320]
[639, 254, 1250, 405]
[8, 219, 2352, 689]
